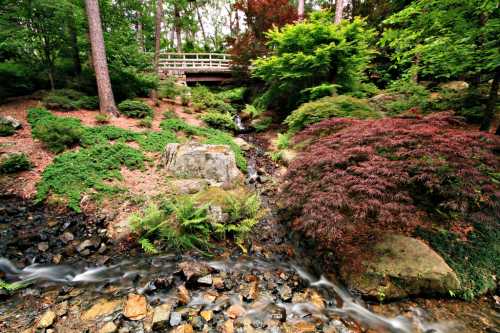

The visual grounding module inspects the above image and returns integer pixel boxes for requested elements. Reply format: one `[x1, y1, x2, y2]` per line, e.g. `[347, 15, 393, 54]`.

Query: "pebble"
[171, 324, 194, 333]
[152, 303, 172, 328]
[279, 285, 293, 301]
[227, 304, 246, 319]
[38, 242, 49, 252]
[177, 284, 191, 304]
[170, 311, 182, 326]
[52, 254, 62, 264]
[123, 294, 147, 320]
[54, 301, 69, 316]
[200, 310, 213, 322]
[60, 231, 74, 243]
[197, 274, 213, 285]
[81, 299, 122, 321]
[99, 322, 118, 333]
[37, 309, 56, 328]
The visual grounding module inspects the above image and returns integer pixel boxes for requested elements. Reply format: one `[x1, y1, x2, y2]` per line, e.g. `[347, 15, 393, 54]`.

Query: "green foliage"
[383, 80, 431, 115]
[136, 130, 178, 152]
[0, 123, 16, 136]
[216, 87, 246, 104]
[161, 118, 247, 171]
[416, 221, 499, 300]
[302, 83, 338, 101]
[29, 108, 84, 153]
[0, 62, 34, 102]
[76, 96, 99, 110]
[252, 15, 375, 111]
[242, 104, 263, 119]
[285, 95, 381, 134]
[252, 117, 273, 132]
[95, 113, 110, 124]
[37, 143, 145, 211]
[0, 153, 33, 174]
[139, 116, 153, 128]
[276, 133, 291, 150]
[118, 100, 154, 119]
[158, 77, 189, 100]
[0, 279, 28, 293]
[201, 111, 236, 131]
[380, 0, 500, 81]
[191, 85, 235, 114]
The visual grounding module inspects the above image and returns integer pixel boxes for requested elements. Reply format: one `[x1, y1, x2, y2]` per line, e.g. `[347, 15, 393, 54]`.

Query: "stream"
[0, 124, 498, 332]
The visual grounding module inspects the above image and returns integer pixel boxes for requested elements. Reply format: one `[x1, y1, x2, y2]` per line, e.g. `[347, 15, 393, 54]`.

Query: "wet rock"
[177, 284, 191, 305]
[223, 319, 234, 333]
[200, 310, 213, 322]
[170, 311, 182, 326]
[123, 294, 147, 320]
[81, 299, 123, 321]
[233, 138, 252, 151]
[77, 239, 99, 253]
[37, 309, 56, 328]
[54, 301, 69, 316]
[213, 276, 225, 290]
[171, 324, 194, 333]
[227, 304, 246, 319]
[340, 235, 461, 300]
[279, 284, 293, 301]
[162, 143, 243, 186]
[38, 242, 49, 252]
[0, 115, 22, 129]
[282, 321, 316, 333]
[266, 304, 286, 322]
[191, 316, 205, 330]
[99, 322, 118, 333]
[52, 254, 62, 264]
[178, 261, 213, 280]
[152, 303, 172, 329]
[60, 231, 75, 243]
[241, 281, 259, 301]
[197, 274, 213, 285]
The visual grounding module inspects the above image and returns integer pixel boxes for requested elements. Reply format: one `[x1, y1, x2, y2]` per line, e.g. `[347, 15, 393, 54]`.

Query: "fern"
[0, 279, 27, 292]
[139, 238, 158, 254]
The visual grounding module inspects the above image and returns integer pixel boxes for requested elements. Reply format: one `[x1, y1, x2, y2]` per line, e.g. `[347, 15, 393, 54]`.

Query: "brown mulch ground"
[0, 97, 202, 200]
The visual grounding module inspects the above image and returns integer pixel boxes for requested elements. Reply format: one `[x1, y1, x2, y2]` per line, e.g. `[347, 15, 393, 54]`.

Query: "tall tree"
[334, 0, 343, 24]
[298, 0, 305, 20]
[85, 0, 119, 116]
[152, 0, 163, 103]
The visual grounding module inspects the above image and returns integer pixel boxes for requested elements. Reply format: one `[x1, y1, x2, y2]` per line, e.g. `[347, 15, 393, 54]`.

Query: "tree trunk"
[68, 16, 82, 75]
[480, 69, 500, 132]
[335, 0, 343, 24]
[174, 5, 182, 53]
[152, 0, 163, 104]
[298, 0, 305, 21]
[85, 0, 119, 116]
[196, 6, 207, 47]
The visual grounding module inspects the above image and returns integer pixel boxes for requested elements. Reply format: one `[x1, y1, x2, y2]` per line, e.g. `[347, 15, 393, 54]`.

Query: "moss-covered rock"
[340, 235, 460, 301]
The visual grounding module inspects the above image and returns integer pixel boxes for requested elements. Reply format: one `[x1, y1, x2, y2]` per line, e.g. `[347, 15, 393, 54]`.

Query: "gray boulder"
[340, 235, 460, 300]
[0, 116, 22, 129]
[162, 143, 243, 186]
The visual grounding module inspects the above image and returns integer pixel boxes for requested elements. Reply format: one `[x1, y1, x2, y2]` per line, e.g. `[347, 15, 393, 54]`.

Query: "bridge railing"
[159, 52, 232, 72]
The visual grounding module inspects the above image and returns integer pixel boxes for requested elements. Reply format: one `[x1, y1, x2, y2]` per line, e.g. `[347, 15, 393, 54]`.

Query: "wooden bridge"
[159, 52, 233, 83]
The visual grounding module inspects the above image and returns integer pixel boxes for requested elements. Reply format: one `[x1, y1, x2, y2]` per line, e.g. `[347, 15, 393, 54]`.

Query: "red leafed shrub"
[281, 112, 500, 253]
[229, 0, 297, 73]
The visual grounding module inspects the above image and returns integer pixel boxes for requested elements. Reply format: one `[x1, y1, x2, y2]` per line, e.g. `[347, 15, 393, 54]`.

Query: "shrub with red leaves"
[229, 0, 297, 74]
[281, 112, 500, 254]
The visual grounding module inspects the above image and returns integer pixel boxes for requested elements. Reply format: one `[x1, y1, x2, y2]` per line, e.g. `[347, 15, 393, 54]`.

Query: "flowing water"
[0, 255, 458, 333]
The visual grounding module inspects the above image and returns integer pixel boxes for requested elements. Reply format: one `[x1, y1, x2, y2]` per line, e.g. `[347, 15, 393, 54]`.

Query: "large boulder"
[340, 235, 460, 300]
[0, 115, 22, 129]
[162, 143, 243, 186]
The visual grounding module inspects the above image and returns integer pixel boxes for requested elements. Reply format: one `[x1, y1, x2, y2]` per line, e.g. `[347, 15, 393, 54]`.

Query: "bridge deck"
[159, 52, 232, 74]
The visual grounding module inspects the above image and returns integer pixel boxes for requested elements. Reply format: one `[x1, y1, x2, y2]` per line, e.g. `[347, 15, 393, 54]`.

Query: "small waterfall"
[234, 114, 246, 132]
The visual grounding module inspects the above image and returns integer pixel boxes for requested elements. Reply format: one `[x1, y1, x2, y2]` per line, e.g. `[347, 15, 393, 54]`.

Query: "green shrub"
[201, 111, 236, 131]
[301, 83, 338, 101]
[382, 80, 431, 115]
[276, 132, 291, 149]
[191, 85, 235, 114]
[284, 95, 381, 134]
[241, 104, 263, 119]
[118, 99, 154, 118]
[0, 153, 33, 174]
[29, 109, 84, 153]
[0, 61, 35, 102]
[139, 116, 153, 128]
[0, 123, 16, 136]
[136, 130, 178, 152]
[252, 117, 273, 132]
[36, 143, 145, 211]
[42, 93, 78, 111]
[110, 67, 158, 101]
[216, 87, 246, 103]
[76, 96, 99, 110]
[158, 77, 188, 99]
[95, 113, 110, 124]
[252, 14, 375, 111]
[162, 108, 177, 119]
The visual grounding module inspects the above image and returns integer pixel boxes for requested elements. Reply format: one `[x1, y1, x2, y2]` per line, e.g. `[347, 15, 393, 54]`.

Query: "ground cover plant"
[200, 111, 236, 131]
[281, 112, 500, 298]
[0, 153, 33, 174]
[118, 99, 154, 118]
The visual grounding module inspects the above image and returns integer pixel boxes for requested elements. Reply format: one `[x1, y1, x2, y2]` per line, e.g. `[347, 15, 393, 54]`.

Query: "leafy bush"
[37, 143, 145, 211]
[302, 83, 338, 101]
[118, 99, 154, 119]
[161, 118, 247, 171]
[282, 112, 500, 298]
[110, 67, 158, 102]
[28, 108, 84, 153]
[0, 153, 33, 174]
[191, 85, 235, 114]
[76, 96, 99, 110]
[0, 123, 16, 136]
[252, 116, 273, 132]
[95, 113, 110, 124]
[252, 14, 375, 111]
[241, 104, 263, 119]
[201, 111, 236, 131]
[216, 87, 246, 104]
[139, 116, 153, 128]
[0, 61, 35, 102]
[158, 77, 188, 100]
[284, 95, 381, 134]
